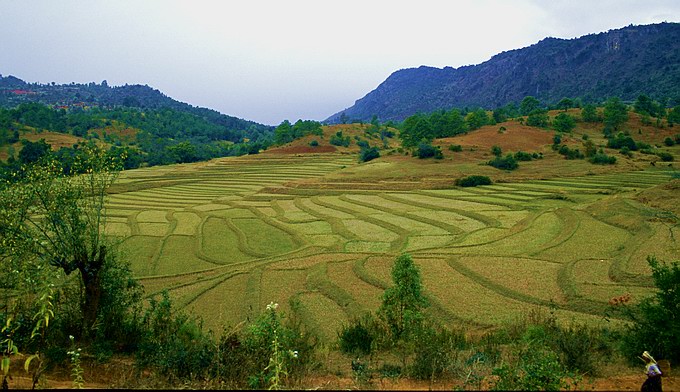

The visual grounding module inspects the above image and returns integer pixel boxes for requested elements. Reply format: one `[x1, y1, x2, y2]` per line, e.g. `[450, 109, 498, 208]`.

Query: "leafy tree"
[633, 94, 662, 118]
[557, 97, 575, 111]
[581, 104, 600, 123]
[526, 109, 549, 128]
[379, 254, 428, 341]
[0, 146, 123, 340]
[400, 115, 433, 148]
[667, 105, 680, 127]
[465, 109, 489, 131]
[273, 120, 294, 145]
[622, 257, 680, 364]
[552, 113, 576, 133]
[520, 96, 542, 116]
[18, 139, 52, 164]
[603, 97, 628, 134]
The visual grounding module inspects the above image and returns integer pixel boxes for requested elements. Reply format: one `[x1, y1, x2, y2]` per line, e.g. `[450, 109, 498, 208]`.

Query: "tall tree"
[603, 97, 629, 134]
[379, 254, 428, 340]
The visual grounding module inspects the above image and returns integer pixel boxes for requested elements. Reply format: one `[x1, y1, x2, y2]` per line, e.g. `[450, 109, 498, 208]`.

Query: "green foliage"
[455, 175, 492, 187]
[513, 151, 540, 161]
[589, 153, 617, 164]
[664, 137, 675, 146]
[308, 139, 319, 147]
[338, 314, 376, 356]
[491, 145, 502, 157]
[581, 104, 601, 122]
[603, 97, 628, 134]
[490, 343, 579, 391]
[379, 254, 428, 341]
[274, 119, 322, 145]
[520, 96, 542, 116]
[465, 109, 489, 131]
[448, 144, 463, 152]
[409, 324, 466, 380]
[526, 109, 550, 128]
[329, 131, 351, 147]
[558, 145, 585, 160]
[400, 116, 434, 148]
[634, 94, 663, 118]
[656, 151, 674, 162]
[414, 141, 443, 159]
[488, 154, 518, 170]
[607, 132, 638, 150]
[359, 146, 380, 163]
[622, 257, 680, 364]
[552, 113, 576, 133]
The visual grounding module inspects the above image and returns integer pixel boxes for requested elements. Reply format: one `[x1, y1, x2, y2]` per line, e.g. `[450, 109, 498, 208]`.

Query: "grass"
[100, 150, 677, 334]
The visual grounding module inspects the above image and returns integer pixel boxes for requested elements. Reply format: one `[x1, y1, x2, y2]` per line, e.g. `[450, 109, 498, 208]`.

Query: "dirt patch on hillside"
[438, 123, 554, 152]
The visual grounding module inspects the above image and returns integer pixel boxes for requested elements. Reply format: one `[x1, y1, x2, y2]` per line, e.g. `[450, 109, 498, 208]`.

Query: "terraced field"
[106, 154, 678, 337]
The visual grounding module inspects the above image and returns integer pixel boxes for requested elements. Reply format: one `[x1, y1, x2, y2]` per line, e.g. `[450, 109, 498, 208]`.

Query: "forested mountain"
[0, 75, 272, 137]
[326, 22, 680, 123]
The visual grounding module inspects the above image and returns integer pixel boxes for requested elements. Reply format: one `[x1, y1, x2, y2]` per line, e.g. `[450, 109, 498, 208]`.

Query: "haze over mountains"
[326, 22, 680, 123]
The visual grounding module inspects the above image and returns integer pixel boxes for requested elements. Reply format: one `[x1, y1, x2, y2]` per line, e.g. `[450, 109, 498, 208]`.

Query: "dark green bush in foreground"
[455, 175, 492, 187]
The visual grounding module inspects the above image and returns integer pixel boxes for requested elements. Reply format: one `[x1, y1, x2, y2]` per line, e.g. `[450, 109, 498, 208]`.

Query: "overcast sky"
[1, 1, 678, 125]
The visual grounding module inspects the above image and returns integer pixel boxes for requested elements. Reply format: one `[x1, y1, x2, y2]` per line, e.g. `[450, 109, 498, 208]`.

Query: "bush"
[558, 145, 585, 160]
[656, 152, 674, 162]
[621, 257, 680, 364]
[589, 153, 617, 165]
[359, 146, 380, 163]
[490, 344, 579, 391]
[309, 140, 319, 147]
[409, 324, 467, 380]
[338, 314, 376, 356]
[513, 151, 534, 161]
[664, 137, 675, 147]
[455, 175, 492, 187]
[448, 144, 463, 152]
[329, 131, 350, 147]
[415, 141, 443, 159]
[488, 154, 518, 170]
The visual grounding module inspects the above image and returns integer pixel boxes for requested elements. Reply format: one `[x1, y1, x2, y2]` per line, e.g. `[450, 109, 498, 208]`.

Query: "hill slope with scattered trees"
[327, 22, 680, 123]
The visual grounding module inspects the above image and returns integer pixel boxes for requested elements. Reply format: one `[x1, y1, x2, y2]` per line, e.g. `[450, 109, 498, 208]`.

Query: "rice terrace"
[104, 122, 678, 341]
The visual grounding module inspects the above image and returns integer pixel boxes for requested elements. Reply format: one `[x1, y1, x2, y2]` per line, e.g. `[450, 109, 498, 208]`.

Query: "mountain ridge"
[0, 75, 272, 136]
[326, 22, 680, 123]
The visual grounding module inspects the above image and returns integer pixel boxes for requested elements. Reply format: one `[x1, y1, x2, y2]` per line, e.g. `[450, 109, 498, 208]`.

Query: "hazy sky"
[1, 1, 678, 125]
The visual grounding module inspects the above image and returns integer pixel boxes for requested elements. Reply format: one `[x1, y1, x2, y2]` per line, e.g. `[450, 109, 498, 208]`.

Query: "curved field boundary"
[306, 262, 363, 319]
[338, 194, 466, 236]
[312, 196, 409, 252]
[293, 198, 356, 241]
[380, 193, 501, 228]
[528, 208, 581, 256]
[446, 257, 620, 319]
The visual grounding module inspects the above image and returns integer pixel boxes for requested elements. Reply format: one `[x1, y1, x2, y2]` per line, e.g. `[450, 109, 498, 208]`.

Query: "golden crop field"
[106, 149, 678, 335]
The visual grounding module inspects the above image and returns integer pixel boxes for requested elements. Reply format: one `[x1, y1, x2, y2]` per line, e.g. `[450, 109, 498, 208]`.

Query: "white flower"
[266, 302, 279, 311]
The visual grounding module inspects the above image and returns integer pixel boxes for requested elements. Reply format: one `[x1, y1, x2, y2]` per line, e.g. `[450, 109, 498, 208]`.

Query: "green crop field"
[104, 152, 678, 336]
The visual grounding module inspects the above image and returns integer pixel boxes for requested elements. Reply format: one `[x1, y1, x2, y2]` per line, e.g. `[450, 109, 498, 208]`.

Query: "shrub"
[513, 151, 534, 161]
[589, 153, 617, 165]
[415, 141, 443, 159]
[329, 131, 350, 147]
[488, 154, 518, 170]
[448, 144, 463, 152]
[455, 175, 492, 187]
[409, 324, 467, 380]
[490, 344, 579, 391]
[621, 257, 680, 364]
[359, 146, 380, 163]
[664, 137, 675, 147]
[338, 314, 376, 356]
[656, 152, 674, 162]
[558, 145, 585, 160]
[309, 140, 319, 147]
